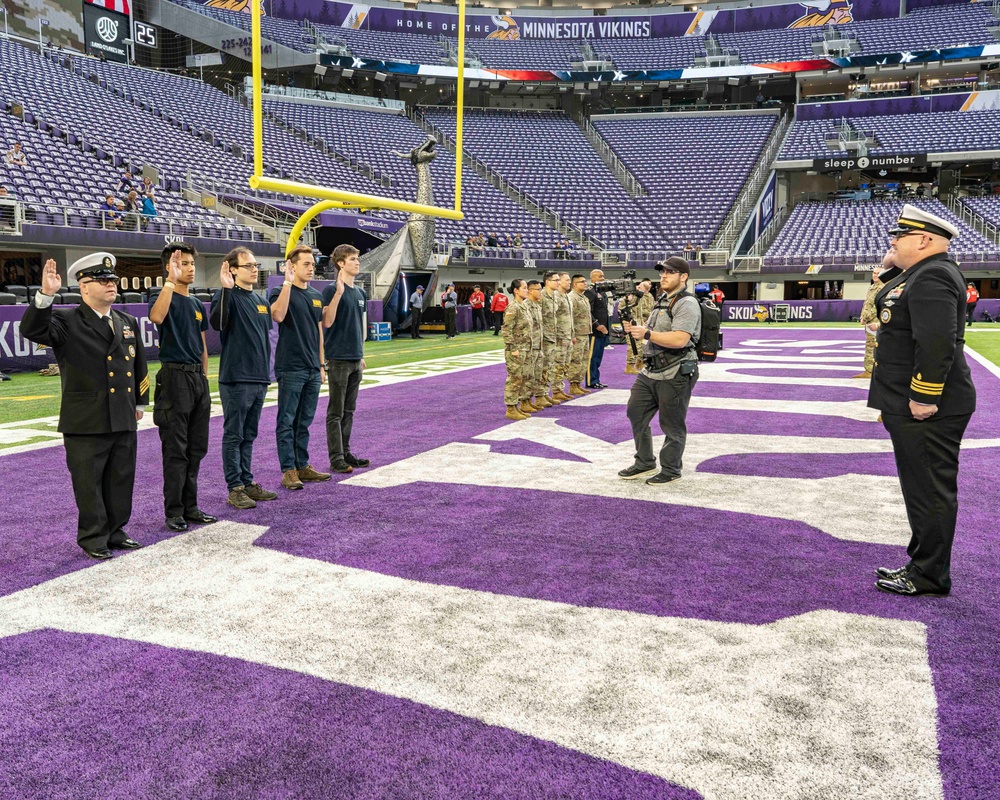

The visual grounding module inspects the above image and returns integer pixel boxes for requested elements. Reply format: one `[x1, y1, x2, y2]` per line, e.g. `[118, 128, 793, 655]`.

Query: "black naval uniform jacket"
[867, 253, 976, 417]
[21, 301, 150, 433]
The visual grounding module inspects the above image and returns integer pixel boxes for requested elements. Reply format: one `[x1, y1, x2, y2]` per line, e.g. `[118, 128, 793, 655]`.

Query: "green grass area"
[0, 333, 503, 427]
[966, 330, 1000, 367]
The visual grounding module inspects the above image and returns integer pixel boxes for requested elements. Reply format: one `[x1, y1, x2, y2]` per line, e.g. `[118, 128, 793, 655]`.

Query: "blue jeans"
[275, 369, 321, 472]
[219, 382, 267, 490]
[588, 333, 609, 386]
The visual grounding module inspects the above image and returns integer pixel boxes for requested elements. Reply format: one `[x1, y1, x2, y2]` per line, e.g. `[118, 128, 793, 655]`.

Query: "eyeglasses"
[891, 231, 923, 242]
[236, 262, 260, 270]
[81, 277, 117, 286]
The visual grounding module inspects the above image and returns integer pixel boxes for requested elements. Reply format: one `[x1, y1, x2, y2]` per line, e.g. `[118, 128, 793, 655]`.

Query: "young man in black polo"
[148, 242, 217, 531]
[210, 246, 278, 508]
[322, 244, 369, 474]
[269, 245, 331, 490]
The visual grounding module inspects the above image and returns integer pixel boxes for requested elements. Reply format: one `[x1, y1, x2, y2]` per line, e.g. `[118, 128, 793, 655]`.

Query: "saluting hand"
[41, 258, 61, 296]
[219, 260, 235, 289]
[334, 273, 345, 297]
[283, 259, 295, 285]
[166, 250, 184, 285]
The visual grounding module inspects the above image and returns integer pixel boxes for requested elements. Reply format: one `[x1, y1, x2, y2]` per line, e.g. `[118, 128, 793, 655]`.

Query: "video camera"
[593, 269, 640, 297]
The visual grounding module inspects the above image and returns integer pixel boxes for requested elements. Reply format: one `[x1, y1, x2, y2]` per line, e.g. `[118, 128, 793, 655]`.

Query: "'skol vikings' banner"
[261, 0, 907, 40]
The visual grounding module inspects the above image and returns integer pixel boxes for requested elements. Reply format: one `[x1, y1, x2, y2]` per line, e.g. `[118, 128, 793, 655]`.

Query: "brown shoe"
[227, 486, 257, 509]
[534, 396, 554, 408]
[526, 399, 544, 411]
[281, 469, 304, 490]
[297, 465, 332, 482]
[506, 405, 529, 420]
[552, 390, 572, 402]
[245, 483, 278, 501]
[518, 400, 536, 415]
[852, 371, 873, 379]
[568, 383, 586, 396]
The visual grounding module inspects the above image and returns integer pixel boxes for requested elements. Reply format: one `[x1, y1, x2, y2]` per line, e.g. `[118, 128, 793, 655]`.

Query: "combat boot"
[546, 393, 562, 405]
[552, 387, 572, 401]
[526, 398, 544, 411]
[568, 383, 586, 396]
[518, 400, 536, 415]
[506, 405, 528, 420]
[534, 396, 554, 408]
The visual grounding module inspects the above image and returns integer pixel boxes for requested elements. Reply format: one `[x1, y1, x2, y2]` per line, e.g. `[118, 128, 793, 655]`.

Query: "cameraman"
[620, 279, 654, 375]
[618, 257, 700, 486]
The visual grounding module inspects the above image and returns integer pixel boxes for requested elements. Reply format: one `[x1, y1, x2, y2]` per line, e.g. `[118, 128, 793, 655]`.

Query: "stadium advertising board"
[83, 3, 129, 63]
[812, 154, 927, 172]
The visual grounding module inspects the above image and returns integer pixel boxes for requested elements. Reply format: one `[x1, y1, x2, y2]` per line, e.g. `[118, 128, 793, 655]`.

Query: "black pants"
[626, 368, 698, 476]
[493, 310, 504, 335]
[445, 307, 457, 337]
[154, 364, 211, 518]
[411, 308, 422, 338]
[64, 430, 137, 550]
[882, 411, 972, 591]
[472, 307, 487, 332]
[967, 303, 977, 325]
[327, 359, 363, 462]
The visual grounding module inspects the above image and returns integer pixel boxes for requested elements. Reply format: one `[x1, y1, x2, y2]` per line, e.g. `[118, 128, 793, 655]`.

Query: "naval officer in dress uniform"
[868, 205, 976, 596]
[21, 254, 149, 560]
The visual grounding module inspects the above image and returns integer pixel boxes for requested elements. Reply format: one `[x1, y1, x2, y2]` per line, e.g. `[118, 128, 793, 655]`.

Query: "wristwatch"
[643, 330, 652, 341]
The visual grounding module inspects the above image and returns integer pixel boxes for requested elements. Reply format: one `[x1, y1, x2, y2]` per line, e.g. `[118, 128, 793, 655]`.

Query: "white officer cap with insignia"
[67, 252, 118, 287]
[889, 204, 960, 241]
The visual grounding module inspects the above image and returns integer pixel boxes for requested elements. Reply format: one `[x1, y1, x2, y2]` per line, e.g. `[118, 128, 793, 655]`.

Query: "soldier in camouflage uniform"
[568, 274, 592, 395]
[553, 273, 575, 400]
[621, 279, 655, 374]
[520, 280, 545, 414]
[501, 279, 531, 420]
[856, 263, 885, 379]
[539, 271, 565, 404]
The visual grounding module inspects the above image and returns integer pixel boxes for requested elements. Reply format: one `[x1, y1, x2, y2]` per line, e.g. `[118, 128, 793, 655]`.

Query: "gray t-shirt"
[641, 292, 701, 381]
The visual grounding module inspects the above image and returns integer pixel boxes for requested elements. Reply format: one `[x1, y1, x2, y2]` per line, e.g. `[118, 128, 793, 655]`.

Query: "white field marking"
[576, 388, 880, 422]
[347, 415, 1000, 544]
[0, 351, 504, 458]
[0, 522, 943, 800]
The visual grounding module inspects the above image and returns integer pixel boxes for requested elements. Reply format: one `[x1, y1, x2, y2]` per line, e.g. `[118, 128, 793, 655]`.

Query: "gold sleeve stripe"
[139, 377, 150, 394]
[911, 378, 945, 390]
[911, 383, 942, 395]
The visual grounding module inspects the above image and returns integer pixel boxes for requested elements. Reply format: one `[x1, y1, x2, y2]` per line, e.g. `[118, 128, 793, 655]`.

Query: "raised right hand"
[166, 250, 184, 284]
[219, 260, 235, 289]
[41, 259, 61, 296]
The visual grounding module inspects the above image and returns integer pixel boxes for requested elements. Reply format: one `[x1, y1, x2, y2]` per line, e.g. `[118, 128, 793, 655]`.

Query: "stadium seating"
[764, 198, 1000, 266]
[779, 109, 1000, 161]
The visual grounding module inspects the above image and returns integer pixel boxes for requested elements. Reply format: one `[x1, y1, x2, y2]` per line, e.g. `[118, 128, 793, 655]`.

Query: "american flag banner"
[85, 0, 131, 16]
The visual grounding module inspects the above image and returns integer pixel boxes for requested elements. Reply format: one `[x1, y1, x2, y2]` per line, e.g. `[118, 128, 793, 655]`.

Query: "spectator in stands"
[563, 239, 578, 259]
[513, 233, 523, 248]
[118, 170, 136, 194]
[486, 232, 498, 247]
[755, 91, 765, 108]
[683, 243, 695, 259]
[5, 142, 27, 168]
[0, 185, 9, 197]
[100, 193, 123, 227]
[466, 235, 482, 256]
[554, 240, 566, 260]
[138, 176, 155, 197]
[141, 192, 158, 230]
[123, 190, 142, 229]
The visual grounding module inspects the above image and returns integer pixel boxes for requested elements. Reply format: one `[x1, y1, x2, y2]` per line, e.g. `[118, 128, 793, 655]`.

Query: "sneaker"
[297, 465, 332, 482]
[245, 483, 278, 501]
[227, 486, 257, 509]
[0, 372, 10, 381]
[330, 459, 354, 474]
[281, 469, 304, 491]
[618, 465, 658, 480]
[344, 453, 370, 468]
[646, 472, 682, 485]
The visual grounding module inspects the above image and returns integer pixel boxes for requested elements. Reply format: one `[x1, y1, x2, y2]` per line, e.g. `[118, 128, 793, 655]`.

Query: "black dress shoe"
[875, 576, 949, 597]
[184, 510, 218, 525]
[592, 382, 608, 389]
[876, 565, 909, 580]
[82, 547, 113, 560]
[166, 516, 188, 532]
[344, 453, 370, 468]
[108, 537, 143, 550]
[646, 472, 682, 485]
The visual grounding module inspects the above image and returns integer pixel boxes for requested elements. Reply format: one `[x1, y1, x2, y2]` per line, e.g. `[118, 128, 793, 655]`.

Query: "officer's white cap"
[889, 204, 960, 240]
[67, 252, 117, 287]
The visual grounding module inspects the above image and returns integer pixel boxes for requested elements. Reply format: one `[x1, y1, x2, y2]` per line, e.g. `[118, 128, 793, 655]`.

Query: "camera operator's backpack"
[666, 291, 721, 362]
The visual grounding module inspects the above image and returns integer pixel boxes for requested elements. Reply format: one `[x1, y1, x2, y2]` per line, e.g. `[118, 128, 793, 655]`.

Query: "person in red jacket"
[469, 284, 487, 332]
[966, 282, 979, 326]
[490, 289, 509, 335]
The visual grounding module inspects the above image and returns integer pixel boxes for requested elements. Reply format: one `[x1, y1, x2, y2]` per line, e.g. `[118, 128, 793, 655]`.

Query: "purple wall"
[797, 92, 971, 121]
[724, 298, 1000, 323]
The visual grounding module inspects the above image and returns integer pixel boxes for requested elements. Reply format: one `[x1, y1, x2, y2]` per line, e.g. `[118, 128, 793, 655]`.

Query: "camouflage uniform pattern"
[555, 290, 574, 383]
[525, 298, 544, 401]
[621, 290, 655, 370]
[501, 298, 531, 406]
[540, 289, 559, 393]
[860, 278, 883, 373]
[569, 290, 593, 384]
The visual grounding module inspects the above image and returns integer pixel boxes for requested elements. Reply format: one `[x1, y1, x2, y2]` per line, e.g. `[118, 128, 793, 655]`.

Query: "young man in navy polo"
[269, 245, 331, 490]
[210, 246, 278, 508]
[322, 244, 369, 474]
[148, 241, 217, 531]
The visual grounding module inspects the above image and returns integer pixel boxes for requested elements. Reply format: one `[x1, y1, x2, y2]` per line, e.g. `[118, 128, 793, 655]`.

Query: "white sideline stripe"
[0, 350, 504, 458]
[0, 522, 944, 800]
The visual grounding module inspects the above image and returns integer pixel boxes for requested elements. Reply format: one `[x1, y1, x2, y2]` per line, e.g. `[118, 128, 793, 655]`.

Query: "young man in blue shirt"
[269, 245, 331, 490]
[322, 244, 369, 474]
[210, 246, 278, 508]
[148, 242, 217, 532]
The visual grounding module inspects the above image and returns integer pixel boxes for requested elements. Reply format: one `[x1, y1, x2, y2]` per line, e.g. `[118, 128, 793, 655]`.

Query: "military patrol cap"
[889, 204, 960, 240]
[68, 252, 117, 286]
